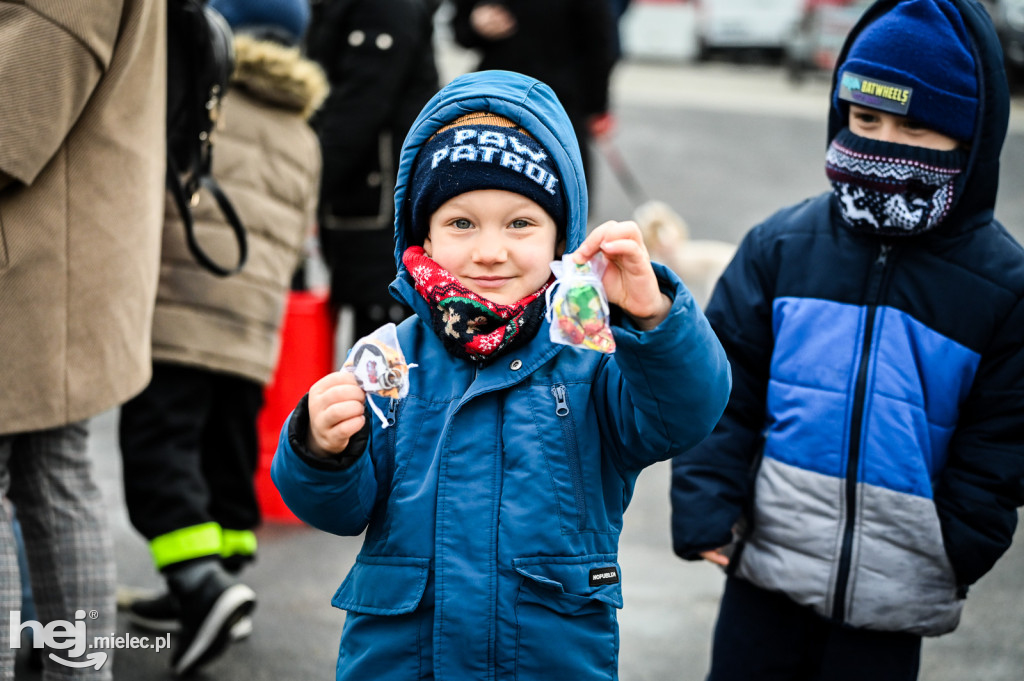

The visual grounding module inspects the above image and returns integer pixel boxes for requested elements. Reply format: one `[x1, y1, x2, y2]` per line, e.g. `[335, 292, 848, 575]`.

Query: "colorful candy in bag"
[546, 253, 616, 353]
[342, 323, 417, 427]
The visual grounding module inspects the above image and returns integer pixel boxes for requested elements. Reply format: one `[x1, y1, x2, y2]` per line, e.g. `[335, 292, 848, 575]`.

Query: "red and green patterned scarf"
[402, 246, 552, 361]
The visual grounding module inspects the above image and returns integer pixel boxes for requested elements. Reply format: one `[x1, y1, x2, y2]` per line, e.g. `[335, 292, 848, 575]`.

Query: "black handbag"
[166, 0, 248, 277]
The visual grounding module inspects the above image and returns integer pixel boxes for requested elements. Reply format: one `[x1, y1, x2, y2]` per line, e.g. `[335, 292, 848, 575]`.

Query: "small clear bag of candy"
[545, 253, 616, 353]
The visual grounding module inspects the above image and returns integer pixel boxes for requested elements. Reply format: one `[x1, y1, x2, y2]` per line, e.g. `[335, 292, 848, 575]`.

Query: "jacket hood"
[231, 34, 329, 120]
[827, 0, 1009, 224]
[391, 70, 588, 277]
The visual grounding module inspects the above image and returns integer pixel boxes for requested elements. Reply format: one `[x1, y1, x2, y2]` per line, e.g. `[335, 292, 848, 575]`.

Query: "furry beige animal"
[634, 200, 737, 307]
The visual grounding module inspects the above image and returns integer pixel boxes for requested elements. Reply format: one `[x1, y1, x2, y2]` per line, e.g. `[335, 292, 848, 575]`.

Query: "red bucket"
[255, 289, 335, 523]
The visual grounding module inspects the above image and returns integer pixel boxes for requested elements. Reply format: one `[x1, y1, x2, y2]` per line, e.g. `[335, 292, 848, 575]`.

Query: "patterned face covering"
[826, 128, 968, 237]
[402, 246, 552, 362]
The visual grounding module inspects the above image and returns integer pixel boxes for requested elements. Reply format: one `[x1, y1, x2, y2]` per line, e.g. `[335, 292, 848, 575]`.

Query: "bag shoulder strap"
[167, 156, 248, 277]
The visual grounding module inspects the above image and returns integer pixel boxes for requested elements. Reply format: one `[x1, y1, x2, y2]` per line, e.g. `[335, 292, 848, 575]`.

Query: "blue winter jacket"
[671, 0, 1024, 637]
[273, 70, 731, 680]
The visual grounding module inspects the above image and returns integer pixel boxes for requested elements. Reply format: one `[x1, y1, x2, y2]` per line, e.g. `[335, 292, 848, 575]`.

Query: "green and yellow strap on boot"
[220, 528, 258, 573]
[149, 522, 224, 570]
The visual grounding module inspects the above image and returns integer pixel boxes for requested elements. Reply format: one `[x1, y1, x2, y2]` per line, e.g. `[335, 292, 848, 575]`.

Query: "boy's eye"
[453, 218, 473, 230]
[509, 218, 531, 229]
[902, 119, 927, 131]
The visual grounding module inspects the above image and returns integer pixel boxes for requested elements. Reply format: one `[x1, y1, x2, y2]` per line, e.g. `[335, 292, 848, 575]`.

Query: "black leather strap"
[167, 156, 248, 277]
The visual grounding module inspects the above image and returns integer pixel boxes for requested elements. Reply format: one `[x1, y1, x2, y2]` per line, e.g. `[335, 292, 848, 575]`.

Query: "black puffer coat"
[450, 0, 616, 177]
[307, 0, 440, 311]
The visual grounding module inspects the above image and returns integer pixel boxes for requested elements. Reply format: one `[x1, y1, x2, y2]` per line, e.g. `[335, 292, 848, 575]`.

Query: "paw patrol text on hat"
[429, 127, 560, 197]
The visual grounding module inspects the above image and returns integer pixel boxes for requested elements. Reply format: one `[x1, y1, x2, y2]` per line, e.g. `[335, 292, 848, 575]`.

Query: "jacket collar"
[392, 275, 564, 391]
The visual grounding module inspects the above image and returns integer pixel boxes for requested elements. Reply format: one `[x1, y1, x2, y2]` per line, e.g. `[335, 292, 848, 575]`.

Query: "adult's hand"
[470, 3, 517, 40]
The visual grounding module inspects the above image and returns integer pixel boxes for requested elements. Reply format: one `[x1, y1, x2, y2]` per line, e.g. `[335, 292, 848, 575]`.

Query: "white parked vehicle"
[695, 0, 806, 60]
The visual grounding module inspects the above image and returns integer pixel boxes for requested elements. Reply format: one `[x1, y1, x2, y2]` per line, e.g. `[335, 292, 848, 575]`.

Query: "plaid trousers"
[0, 421, 116, 681]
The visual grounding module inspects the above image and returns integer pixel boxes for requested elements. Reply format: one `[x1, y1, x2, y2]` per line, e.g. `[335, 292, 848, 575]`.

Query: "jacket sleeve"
[270, 396, 380, 537]
[593, 263, 731, 474]
[934, 293, 1024, 587]
[0, 1, 122, 185]
[669, 226, 776, 560]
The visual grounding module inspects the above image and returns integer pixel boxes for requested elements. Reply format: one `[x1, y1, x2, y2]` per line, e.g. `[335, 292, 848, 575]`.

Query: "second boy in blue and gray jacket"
[672, 0, 1024, 678]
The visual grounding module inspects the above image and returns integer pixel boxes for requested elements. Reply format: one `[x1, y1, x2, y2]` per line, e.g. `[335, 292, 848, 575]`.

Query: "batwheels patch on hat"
[408, 112, 567, 243]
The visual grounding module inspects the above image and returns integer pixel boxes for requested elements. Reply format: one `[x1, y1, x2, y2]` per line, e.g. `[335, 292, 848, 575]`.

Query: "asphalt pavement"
[13, 49, 1024, 681]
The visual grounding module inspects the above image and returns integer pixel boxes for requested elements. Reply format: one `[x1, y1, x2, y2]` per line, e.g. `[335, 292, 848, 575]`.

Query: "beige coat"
[0, 0, 166, 435]
[152, 35, 327, 385]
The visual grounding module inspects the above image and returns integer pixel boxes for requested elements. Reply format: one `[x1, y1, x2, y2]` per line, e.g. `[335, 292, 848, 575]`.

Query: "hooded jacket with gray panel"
[670, 0, 1024, 637]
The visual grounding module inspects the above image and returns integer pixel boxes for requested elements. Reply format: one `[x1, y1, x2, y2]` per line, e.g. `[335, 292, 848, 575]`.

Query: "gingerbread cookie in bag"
[342, 323, 417, 426]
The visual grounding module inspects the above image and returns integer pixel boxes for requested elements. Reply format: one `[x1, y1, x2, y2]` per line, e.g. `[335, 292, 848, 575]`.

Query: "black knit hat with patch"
[408, 112, 567, 244]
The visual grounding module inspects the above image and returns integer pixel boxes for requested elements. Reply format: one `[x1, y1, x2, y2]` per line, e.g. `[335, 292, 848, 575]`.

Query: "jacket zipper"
[385, 398, 398, 479]
[832, 243, 891, 622]
[368, 398, 399, 545]
[551, 384, 586, 530]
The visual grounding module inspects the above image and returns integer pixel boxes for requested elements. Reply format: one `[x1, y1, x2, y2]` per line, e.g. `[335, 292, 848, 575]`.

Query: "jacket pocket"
[331, 555, 430, 615]
[513, 555, 621, 680]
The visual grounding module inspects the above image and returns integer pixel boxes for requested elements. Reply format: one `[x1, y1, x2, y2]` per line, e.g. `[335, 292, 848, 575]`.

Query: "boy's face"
[848, 105, 960, 150]
[424, 189, 561, 306]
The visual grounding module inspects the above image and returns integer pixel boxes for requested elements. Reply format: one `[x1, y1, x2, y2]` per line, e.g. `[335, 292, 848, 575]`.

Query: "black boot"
[166, 559, 256, 677]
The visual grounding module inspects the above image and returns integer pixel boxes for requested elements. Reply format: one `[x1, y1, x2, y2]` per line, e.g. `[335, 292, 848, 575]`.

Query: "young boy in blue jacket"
[271, 70, 731, 680]
[671, 1, 1024, 680]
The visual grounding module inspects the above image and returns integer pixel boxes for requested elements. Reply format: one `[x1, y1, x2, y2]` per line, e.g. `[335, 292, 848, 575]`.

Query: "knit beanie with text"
[407, 112, 567, 244]
[834, 0, 978, 142]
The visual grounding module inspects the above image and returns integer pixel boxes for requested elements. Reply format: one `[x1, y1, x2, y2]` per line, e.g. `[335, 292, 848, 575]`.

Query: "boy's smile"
[424, 189, 561, 305]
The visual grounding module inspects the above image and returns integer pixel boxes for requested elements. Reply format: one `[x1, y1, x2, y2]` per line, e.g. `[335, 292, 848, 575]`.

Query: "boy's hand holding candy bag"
[308, 324, 417, 457]
[577, 220, 673, 330]
[549, 220, 672, 353]
[307, 371, 367, 458]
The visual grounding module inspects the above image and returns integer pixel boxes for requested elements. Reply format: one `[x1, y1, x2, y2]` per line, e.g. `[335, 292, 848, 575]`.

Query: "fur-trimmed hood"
[231, 34, 329, 120]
